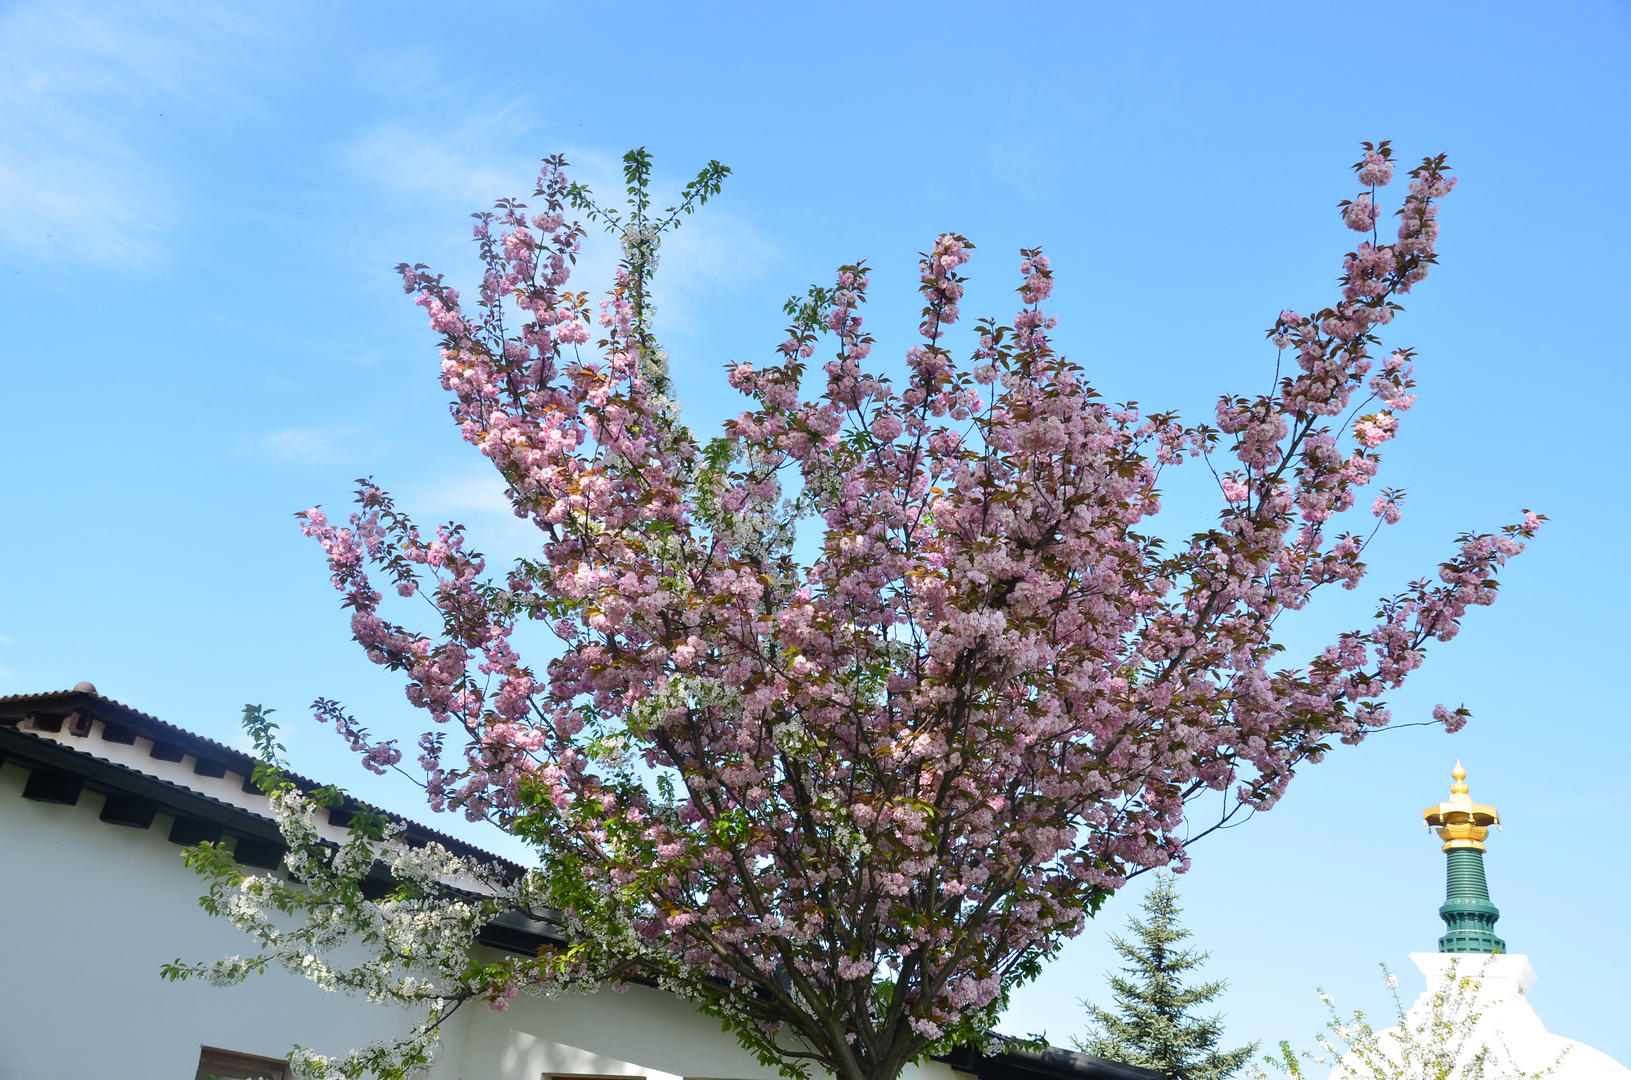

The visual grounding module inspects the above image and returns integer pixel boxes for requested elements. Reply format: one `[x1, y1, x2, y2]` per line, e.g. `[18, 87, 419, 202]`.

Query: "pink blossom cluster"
[297, 146, 1537, 1080]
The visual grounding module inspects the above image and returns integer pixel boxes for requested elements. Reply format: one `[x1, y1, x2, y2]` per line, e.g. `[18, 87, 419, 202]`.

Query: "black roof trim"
[2, 724, 286, 843]
[941, 1045, 1167, 1080]
[475, 909, 567, 955]
[0, 689, 521, 874]
[2, 689, 253, 770]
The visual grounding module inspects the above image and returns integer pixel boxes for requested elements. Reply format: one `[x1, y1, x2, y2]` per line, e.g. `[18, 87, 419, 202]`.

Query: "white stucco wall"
[0, 758, 965, 1080]
[453, 981, 960, 1080]
[0, 758, 458, 1078]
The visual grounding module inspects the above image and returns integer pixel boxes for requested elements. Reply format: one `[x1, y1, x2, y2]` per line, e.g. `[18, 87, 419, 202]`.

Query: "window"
[195, 1045, 287, 1080]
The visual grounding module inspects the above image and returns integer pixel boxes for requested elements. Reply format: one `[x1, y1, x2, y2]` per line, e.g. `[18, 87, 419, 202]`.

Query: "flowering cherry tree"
[192, 144, 1539, 1080]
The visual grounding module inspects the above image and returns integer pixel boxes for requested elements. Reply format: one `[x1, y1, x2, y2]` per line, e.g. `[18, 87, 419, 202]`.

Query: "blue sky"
[3, 0, 1628, 1066]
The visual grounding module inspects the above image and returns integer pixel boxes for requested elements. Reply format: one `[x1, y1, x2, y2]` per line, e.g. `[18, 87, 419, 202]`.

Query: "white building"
[0, 687, 1157, 1080]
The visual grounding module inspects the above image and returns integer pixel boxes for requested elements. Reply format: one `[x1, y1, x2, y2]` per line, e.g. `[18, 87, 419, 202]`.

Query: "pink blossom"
[870, 413, 904, 442]
[836, 956, 876, 981]
[1343, 194, 1380, 232]
[1357, 151, 1394, 188]
[1354, 411, 1398, 448]
[1433, 704, 1471, 734]
[290, 143, 1534, 1080]
[1371, 492, 1404, 525]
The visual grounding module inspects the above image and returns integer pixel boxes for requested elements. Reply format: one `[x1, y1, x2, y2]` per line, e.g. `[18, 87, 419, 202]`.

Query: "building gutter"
[940, 1044, 1168, 1080]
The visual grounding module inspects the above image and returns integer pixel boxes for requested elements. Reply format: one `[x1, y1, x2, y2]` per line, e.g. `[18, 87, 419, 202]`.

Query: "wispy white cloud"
[347, 121, 536, 213]
[343, 122, 777, 341]
[255, 424, 376, 465]
[339, 115, 629, 285]
[403, 469, 539, 559]
[416, 471, 515, 518]
[260, 427, 340, 464]
[652, 206, 780, 333]
[0, 1, 275, 264]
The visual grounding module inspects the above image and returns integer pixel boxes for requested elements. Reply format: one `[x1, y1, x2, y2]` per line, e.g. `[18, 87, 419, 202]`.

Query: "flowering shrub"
[190, 143, 1539, 1080]
[1254, 961, 1563, 1080]
[166, 707, 613, 1079]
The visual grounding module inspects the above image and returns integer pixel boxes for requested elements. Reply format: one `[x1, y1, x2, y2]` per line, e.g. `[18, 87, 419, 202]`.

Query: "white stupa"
[1334, 764, 1629, 1080]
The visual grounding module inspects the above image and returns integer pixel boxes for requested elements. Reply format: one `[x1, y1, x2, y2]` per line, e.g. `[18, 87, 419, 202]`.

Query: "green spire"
[1422, 762, 1505, 954]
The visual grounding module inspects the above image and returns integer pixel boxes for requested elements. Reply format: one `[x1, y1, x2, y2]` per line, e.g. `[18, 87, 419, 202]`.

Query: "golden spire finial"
[1423, 762, 1500, 852]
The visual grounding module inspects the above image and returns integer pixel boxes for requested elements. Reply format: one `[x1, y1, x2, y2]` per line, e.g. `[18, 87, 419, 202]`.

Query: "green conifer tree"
[1073, 874, 1257, 1080]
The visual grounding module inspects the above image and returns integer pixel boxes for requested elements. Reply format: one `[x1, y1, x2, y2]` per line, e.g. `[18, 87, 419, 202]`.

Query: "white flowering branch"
[1252, 960, 1564, 1080]
[163, 716, 643, 1079]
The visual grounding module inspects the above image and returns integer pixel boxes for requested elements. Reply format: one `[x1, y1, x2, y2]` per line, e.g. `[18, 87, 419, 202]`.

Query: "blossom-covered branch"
[214, 144, 1536, 1080]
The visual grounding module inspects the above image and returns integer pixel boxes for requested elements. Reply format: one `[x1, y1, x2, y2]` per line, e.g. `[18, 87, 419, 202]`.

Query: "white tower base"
[1334, 954, 1629, 1080]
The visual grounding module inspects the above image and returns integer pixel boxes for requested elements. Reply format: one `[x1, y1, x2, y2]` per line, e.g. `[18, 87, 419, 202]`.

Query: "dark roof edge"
[940, 1045, 1167, 1080]
[2, 724, 284, 842]
[3, 723, 559, 957]
[0, 689, 522, 875]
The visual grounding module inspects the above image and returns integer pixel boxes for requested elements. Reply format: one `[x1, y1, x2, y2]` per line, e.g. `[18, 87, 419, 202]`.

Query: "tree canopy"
[174, 143, 1538, 1080]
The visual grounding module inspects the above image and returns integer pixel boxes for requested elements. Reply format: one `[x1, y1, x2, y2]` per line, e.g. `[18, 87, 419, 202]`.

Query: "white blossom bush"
[163, 708, 645, 1080]
[1253, 961, 1564, 1080]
